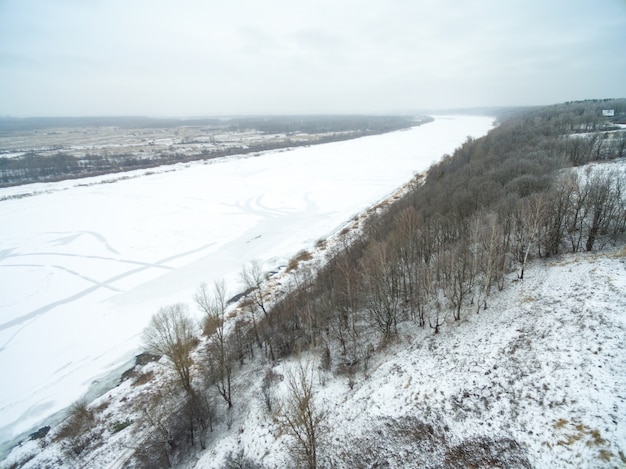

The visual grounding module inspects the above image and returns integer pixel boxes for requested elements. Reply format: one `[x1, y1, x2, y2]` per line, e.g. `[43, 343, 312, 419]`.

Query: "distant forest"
[0, 115, 418, 187]
[0, 115, 414, 133]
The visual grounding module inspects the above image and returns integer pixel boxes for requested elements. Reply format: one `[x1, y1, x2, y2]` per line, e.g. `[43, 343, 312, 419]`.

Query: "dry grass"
[553, 418, 569, 429]
[203, 315, 223, 336]
[553, 419, 614, 462]
[53, 399, 100, 457]
[226, 309, 240, 320]
[132, 370, 154, 387]
[598, 449, 614, 462]
[587, 429, 606, 446]
[93, 400, 110, 413]
[557, 433, 583, 446]
[286, 250, 313, 272]
[611, 245, 626, 258]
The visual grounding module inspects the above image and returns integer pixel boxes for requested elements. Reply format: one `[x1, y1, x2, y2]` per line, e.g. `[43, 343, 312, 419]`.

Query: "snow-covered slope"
[189, 249, 625, 469]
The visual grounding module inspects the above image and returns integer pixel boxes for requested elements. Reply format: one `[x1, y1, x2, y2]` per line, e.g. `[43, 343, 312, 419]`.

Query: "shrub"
[111, 419, 133, 434]
[56, 400, 100, 456]
[203, 314, 223, 337]
[222, 449, 263, 469]
[286, 250, 313, 272]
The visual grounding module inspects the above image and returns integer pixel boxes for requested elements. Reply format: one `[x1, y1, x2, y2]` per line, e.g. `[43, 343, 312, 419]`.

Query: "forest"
[0, 115, 418, 187]
[236, 98, 626, 365]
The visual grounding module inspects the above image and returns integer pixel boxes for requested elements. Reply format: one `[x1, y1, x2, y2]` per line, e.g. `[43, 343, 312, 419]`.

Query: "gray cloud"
[1, 0, 624, 116]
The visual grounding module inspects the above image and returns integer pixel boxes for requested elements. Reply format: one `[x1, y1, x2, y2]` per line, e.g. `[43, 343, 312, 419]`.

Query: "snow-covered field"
[0, 116, 493, 452]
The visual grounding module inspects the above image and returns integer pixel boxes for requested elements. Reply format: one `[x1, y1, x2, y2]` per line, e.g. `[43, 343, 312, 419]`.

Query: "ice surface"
[0, 116, 493, 445]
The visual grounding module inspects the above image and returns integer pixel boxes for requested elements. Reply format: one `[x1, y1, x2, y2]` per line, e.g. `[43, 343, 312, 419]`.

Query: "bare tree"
[615, 131, 626, 158]
[584, 171, 624, 251]
[142, 304, 197, 395]
[446, 239, 477, 321]
[131, 371, 217, 466]
[57, 399, 98, 458]
[241, 260, 270, 320]
[475, 212, 504, 311]
[241, 261, 276, 359]
[515, 194, 547, 280]
[415, 263, 432, 327]
[542, 173, 577, 256]
[390, 206, 422, 321]
[360, 242, 401, 335]
[260, 367, 283, 413]
[276, 359, 326, 469]
[329, 249, 362, 360]
[134, 382, 196, 468]
[565, 173, 590, 253]
[136, 391, 175, 468]
[195, 282, 234, 408]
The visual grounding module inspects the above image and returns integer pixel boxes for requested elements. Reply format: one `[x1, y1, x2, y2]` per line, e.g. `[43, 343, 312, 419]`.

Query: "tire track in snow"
[2, 264, 122, 293]
[45, 231, 121, 255]
[0, 241, 217, 346]
[1, 252, 173, 270]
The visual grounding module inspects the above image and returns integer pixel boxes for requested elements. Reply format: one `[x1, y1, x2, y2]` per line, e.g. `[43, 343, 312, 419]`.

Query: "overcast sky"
[1, 0, 624, 117]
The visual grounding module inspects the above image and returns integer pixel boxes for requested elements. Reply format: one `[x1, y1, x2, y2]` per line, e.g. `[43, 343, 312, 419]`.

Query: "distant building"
[602, 109, 615, 117]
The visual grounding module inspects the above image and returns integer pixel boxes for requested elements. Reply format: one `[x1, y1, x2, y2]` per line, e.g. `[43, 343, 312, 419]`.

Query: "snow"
[0, 115, 494, 451]
[192, 247, 626, 469]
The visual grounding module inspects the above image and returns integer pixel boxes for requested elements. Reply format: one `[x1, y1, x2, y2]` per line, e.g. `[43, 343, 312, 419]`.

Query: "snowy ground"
[0, 116, 494, 453]
[191, 248, 626, 469]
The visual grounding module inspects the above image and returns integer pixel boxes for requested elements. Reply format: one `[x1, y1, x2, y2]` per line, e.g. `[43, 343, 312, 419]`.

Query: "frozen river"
[0, 115, 493, 447]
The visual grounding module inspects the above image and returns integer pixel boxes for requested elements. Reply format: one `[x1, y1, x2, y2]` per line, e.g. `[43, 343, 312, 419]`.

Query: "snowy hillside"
[189, 248, 626, 469]
[6, 241, 625, 469]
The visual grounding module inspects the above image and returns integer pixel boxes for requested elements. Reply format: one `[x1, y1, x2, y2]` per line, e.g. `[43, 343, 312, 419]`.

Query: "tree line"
[0, 115, 417, 187]
[238, 100, 626, 363]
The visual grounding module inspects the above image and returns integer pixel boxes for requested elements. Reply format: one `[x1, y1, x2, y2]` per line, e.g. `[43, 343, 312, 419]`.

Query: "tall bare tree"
[360, 242, 401, 335]
[142, 304, 197, 395]
[276, 359, 326, 469]
[515, 193, 547, 280]
[390, 206, 422, 322]
[584, 171, 624, 251]
[195, 282, 234, 408]
[475, 212, 504, 311]
[446, 238, 477, 321]
[241, 260, 270, 320]
[542, 173, 576, 256]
